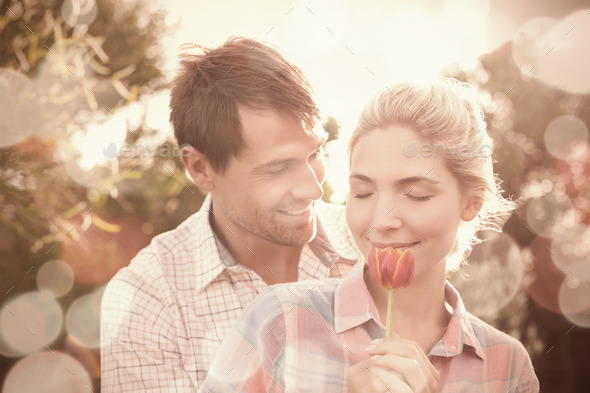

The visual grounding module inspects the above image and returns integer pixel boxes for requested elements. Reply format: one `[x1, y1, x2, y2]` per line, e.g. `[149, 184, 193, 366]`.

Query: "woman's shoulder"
[250, 278, 341, 321]
[464, 311, 531, 358]
[463, 311, 539, 390]
[268, 278, 340, 303]
[240, 278, 340, 325]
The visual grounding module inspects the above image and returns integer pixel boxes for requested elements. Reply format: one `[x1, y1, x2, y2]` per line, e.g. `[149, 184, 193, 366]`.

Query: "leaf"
[111, 78, 131, 100]
[83, 82, 98, 110]
[91, 213, 121, 233]
[113, 64, 136, 80]
[86, 35, 109, 63]
[123, 170, 143, 179]
[127, 84, 139, 103]
[88, 58, 110, 75]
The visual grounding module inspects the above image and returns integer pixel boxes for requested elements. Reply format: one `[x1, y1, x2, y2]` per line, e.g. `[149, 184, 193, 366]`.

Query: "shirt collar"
[193, 195, 357, 291]
[334, 262, 382, 333]
[429, 282, 486, 361]
[333, 266, 486, 361]
[188, 193, 226, 292]
[212, 226, 239, 268]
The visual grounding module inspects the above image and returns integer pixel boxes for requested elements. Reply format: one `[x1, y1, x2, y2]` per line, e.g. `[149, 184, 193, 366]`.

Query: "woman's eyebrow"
[348, 174, 440, 185]
[396, 176, 440, 185]
[348, 173, 373, 183]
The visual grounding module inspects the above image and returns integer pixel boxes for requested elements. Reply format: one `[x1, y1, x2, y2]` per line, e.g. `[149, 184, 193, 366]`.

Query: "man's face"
[210, 108, 327, 247]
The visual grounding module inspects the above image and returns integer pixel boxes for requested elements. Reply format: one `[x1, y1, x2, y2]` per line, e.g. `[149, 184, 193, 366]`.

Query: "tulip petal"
[368, 247, 383, 287]
[391, 249, 415, 289]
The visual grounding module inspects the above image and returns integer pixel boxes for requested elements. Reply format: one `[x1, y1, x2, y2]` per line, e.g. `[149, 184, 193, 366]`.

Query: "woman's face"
[346, 125, 480, 281]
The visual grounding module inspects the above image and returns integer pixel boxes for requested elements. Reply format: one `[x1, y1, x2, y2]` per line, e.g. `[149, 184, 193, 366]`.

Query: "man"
[100, 37, 360, 392]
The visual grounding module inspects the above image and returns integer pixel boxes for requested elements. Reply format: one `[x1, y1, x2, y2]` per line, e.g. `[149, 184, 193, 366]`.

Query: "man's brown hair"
[170, 37, 320, 173]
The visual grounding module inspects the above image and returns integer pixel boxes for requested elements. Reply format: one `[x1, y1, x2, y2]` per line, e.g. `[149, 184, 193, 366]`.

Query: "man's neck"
[210, 211, 303, 285]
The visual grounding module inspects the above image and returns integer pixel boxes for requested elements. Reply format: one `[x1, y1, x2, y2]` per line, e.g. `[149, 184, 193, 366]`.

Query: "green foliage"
[0, 0, 180, 253]
[323, 116, 341, 142]
[0, 0, 165, 89]
[0, 3, 190, 386]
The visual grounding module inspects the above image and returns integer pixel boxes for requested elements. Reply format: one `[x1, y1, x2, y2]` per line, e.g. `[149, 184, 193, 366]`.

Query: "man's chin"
[272, 220, 316, 247]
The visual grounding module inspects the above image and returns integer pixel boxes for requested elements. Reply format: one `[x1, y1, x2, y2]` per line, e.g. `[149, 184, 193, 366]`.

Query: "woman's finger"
[371, 354, 438, 393]
[373, 365, 413, 393]
[366, 337, 440, 392]
[347, 358, 391, 393]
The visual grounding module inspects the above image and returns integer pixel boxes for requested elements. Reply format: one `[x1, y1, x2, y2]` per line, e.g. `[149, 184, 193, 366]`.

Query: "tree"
[0, 1, 202, 390]
[447, 42, 590, 393]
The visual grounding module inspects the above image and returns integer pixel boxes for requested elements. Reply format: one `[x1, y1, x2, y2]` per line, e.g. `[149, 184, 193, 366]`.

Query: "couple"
[100, 37, 539, 392]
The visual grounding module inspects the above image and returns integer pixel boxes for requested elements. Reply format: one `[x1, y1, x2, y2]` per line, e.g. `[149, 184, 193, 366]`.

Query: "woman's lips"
[371, 241, 420, 250]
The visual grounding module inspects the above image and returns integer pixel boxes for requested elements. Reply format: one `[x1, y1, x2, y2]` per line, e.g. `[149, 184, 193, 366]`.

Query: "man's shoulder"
[108, 205, 219, 290]
[130, 211, 203, 267]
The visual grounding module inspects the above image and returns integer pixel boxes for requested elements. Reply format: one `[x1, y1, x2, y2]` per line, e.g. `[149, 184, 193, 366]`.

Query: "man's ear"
[180, 145, 216, 191]
[461, 193, 484, 222]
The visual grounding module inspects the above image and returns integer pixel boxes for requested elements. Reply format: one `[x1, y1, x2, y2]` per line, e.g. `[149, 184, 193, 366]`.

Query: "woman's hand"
[347, 336, 439, 393]
[347, 357, 392, 393]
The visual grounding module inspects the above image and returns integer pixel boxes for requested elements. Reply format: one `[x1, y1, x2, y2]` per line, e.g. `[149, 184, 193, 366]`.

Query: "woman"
[199, 80, 540, 393]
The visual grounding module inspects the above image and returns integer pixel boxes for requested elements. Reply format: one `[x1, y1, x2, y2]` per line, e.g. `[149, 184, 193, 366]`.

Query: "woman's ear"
[180, 145, 216, 191]
[461, 192, 484, 222]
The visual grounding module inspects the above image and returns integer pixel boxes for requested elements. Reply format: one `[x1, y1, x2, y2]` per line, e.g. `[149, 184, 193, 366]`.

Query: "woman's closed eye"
[351, 192, 374, 199]
[405, 193, 433, 201]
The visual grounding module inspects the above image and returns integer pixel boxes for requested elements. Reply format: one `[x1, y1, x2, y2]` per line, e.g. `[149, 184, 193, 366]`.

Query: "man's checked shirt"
[201, 262, 540, 393]
[100, 194, 359, 392]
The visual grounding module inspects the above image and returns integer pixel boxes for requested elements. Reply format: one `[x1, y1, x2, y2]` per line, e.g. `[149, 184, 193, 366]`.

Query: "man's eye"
[267, 167, 287, 175]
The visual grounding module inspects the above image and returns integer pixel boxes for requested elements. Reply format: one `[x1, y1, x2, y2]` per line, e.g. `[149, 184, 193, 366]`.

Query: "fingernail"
[365, 344, 376, 352]
[371, 338, 383, 344]
[371, 355, 382, 361]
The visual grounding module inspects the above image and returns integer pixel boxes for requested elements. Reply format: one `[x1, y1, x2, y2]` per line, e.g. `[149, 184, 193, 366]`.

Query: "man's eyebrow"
[254, 135, 327, 173]
[254, 157, 296, 172]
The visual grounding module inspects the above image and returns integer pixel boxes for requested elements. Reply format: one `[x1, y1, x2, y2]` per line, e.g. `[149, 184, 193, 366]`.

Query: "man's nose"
[290, 161, 325, 201]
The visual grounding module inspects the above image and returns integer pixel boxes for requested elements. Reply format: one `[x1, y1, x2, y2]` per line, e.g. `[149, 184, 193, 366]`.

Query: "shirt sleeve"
[100, 260, 197, 392]
[199, 288, 287, 393]
[514, 343, 540, 393]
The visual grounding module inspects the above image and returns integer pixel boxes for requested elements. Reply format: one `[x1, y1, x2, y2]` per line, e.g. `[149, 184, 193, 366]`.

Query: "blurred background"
[1, 0, 589, 391]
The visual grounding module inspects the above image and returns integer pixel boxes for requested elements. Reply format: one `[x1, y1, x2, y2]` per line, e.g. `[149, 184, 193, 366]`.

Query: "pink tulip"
[367, 246, 416, 337]
[368, 247, 415, 291]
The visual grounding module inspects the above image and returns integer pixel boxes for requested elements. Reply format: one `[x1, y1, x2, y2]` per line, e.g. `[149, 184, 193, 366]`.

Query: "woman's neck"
[365, 262, 451, 352]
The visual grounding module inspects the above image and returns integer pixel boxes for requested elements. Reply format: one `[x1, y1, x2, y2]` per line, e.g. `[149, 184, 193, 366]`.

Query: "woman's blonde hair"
[349, 79, 515, 271]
